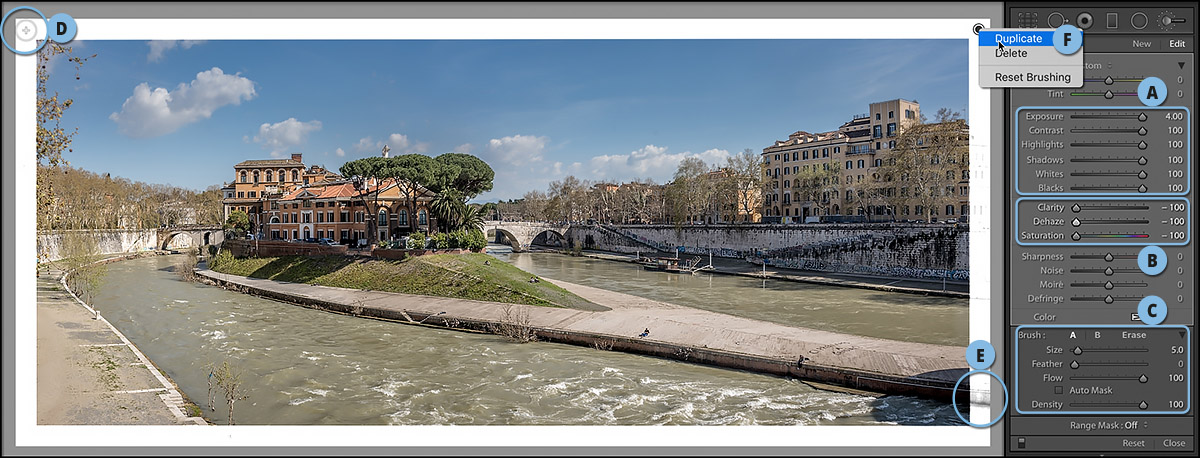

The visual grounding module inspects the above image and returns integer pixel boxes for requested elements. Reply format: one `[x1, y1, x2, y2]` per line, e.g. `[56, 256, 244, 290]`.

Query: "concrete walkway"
[197, 267, 969, 398]
[37, 259, 207, 425]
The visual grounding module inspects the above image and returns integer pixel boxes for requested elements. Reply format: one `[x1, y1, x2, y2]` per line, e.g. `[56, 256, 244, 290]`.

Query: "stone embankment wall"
[568, 224, 969, 280]
[223, 240, 348, 257]
[37, 229, 159, 262]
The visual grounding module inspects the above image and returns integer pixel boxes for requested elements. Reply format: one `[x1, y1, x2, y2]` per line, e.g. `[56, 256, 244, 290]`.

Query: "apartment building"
[761, 99, 969, 223]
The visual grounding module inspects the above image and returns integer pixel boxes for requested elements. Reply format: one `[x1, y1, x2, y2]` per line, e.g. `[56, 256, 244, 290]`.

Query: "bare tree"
[724, 149, 764, 223]
[792, 157, 843, 218]
[668, 157, 713, 224]
[881, 118, 968, 222]
[495, 304, 537, 343]
[212, 360, 250, 425]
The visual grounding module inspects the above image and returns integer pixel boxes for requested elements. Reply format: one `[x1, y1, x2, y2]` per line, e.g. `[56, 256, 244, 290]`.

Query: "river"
[89, 254, 964, 425]
[491, 245, 967, 346]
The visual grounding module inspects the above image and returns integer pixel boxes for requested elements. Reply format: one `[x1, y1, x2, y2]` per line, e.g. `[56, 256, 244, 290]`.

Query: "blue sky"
[45, 39, 969, 201]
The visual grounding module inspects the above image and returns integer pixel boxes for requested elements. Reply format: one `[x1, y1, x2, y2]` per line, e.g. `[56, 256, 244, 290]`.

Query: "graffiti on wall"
[758, 257, 970, 281]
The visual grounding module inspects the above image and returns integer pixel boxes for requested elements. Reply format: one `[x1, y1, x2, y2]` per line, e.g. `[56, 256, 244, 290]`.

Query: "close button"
[1160, 437, 1191, 451]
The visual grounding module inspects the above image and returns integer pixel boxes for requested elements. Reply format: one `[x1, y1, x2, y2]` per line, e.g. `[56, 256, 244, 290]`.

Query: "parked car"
[318, 238, 339, 246]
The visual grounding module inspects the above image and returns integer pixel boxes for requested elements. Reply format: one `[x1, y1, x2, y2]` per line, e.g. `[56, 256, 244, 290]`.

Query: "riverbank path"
[37, 263, 207, 425]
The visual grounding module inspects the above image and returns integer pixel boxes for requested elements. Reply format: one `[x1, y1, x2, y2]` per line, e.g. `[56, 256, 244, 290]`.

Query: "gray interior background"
[2, 2, 1006, 456]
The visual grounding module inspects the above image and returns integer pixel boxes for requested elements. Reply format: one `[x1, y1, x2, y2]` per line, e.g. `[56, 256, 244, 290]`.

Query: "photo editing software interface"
[1, 2, 1197, 456]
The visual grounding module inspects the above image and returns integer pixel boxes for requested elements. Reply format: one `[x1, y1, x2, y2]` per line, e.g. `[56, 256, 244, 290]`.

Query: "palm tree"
[460, 204, 485, 233]
[430, 190, 464, 232]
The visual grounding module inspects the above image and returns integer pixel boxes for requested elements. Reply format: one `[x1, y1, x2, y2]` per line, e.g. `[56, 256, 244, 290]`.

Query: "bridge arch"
[161, 231, 196, 250]
[530, 229, 566, 247]
[483, 221, 571, 252]
[491, 228, 524, 251]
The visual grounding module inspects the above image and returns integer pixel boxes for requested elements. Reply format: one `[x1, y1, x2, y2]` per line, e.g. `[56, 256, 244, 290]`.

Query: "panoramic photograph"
[34, 38, 971, 426]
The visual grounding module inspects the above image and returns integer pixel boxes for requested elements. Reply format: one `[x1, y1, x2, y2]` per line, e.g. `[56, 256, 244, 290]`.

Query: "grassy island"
[208, 251, 602, 310]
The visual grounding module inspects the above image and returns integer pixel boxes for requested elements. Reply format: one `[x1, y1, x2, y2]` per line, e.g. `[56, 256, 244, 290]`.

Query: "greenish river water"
[89, 253, 965, 425]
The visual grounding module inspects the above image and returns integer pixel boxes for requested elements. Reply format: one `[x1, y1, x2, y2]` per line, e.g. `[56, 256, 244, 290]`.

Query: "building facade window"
[291, 170, 299, 181]
[266, 170, 273, 182]
[253, 171, 259, 183]
[378, 209, 388, 226]
[418, 210, 427, 226]
[857, 159, 864, 169]
[237, 192, 244, 198]
[887, 122, 896, 137]
[398, 210, 408, 226]
[278, 169, 285, 182]
[873, 125, 882, 138]
[240, 171, 247, 183]
[318, 212, 325, 223]
[846, 160, 852, 170]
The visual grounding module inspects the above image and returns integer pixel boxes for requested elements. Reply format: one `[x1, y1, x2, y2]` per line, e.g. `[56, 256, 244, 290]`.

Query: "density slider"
[1067, 401, 1150, 410]
[1070, 112, 1148, 121]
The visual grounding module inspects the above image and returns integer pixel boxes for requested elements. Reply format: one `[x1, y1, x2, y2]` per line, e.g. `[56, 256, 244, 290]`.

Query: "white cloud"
[353, 133, 427, 155]
[486, 134, 549, 165]
[335, 147, 346, 157]
[147, 40, 205, 62]
[252, 118, 322, 156]
[109, 67, 256, 138]
[453, 143, 474, 153]
[385, 133, 410, 151]
[587, 145, 730, 181]
[354, 136, 377, 152]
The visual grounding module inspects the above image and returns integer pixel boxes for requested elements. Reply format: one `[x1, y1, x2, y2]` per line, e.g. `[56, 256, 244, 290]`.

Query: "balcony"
[845, 148, 876, 156]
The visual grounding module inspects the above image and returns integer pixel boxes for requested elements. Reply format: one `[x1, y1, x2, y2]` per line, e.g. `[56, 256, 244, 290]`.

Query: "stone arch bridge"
[157, 226, 224, 250]
[483, 221, 570, 252]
